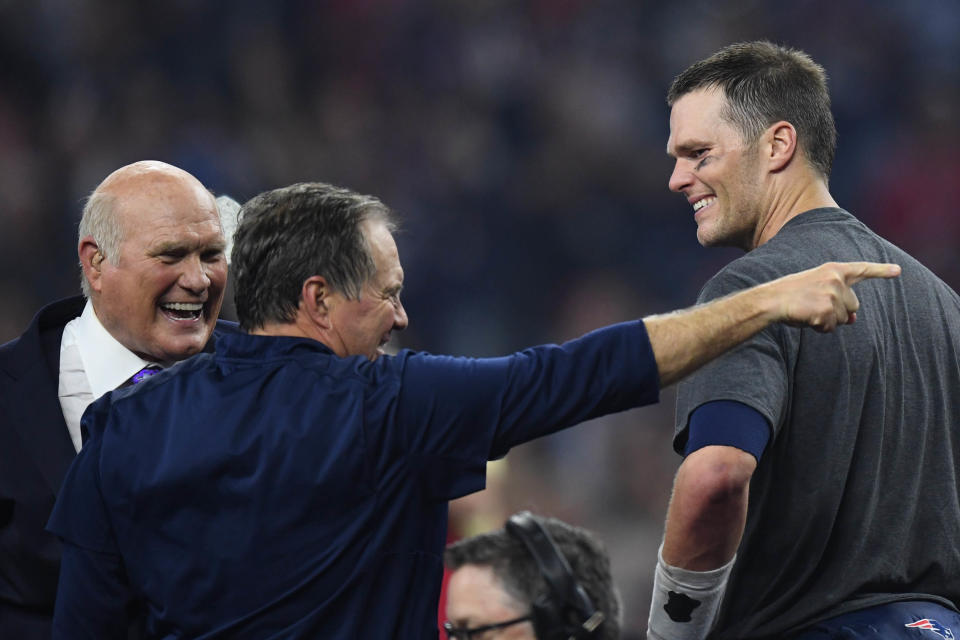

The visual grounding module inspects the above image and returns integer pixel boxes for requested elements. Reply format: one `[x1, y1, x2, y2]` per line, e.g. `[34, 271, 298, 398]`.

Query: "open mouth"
[159, 302, 204, 321]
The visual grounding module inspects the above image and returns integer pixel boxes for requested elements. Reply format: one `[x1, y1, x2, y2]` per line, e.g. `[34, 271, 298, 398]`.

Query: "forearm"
[647, 447, 753, 639]
[662, 482, 749, 571]
[644, 260, 901, 387]
[644, 284, 775, 388]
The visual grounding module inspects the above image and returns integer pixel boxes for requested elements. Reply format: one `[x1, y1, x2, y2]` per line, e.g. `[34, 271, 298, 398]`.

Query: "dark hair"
[445, 514, 621, 640]
[232, 182, 396, 331]
[668, 40, 836, 179]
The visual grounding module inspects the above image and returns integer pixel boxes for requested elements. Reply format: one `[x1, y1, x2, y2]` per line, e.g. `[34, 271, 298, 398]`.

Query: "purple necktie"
[129, 365, 162, 385]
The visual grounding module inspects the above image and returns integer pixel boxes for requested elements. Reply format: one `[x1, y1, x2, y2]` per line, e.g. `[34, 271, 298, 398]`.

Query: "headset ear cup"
[530, 597, 560, 639]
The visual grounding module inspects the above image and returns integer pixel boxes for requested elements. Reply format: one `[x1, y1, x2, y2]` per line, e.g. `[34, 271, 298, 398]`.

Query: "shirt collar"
[75, 300, 156, 397]
[215, 332, 336, 359]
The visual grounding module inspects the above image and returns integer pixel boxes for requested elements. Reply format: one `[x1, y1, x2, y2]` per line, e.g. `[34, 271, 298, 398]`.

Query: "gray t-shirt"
[675, 208, 960, 638]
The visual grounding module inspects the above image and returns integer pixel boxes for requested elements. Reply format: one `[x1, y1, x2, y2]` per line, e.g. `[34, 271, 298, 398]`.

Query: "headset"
[505, 511, 606, 640]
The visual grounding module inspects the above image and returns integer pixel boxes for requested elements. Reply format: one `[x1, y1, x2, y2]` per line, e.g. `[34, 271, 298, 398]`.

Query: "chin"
[697, 224, 743, 250]
[161, 338, 207, 362]
[696, 228, 720, 247]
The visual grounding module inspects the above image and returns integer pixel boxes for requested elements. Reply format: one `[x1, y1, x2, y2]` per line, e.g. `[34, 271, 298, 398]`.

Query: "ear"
[766, 121, 797, 172]
[78, 236, 105, 294]
[301, 275, 334, 329]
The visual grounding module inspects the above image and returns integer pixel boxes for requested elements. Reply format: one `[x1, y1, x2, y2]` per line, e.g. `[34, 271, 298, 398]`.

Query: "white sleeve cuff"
[646, 545, 735, 640]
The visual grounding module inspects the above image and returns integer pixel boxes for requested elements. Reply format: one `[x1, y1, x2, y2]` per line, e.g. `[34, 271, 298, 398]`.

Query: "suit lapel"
[3, 298, 85, 495]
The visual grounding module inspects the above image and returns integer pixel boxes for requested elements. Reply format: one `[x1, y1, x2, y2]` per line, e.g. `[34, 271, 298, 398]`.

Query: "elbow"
[662, 445, 757, 569]
[676, 445, 756, 511]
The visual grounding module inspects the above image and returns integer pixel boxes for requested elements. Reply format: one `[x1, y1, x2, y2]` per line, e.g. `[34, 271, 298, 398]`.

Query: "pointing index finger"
[841, 262, 901, 285]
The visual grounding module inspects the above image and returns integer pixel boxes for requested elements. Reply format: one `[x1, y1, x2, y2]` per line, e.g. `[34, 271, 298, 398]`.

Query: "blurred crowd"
[1, 0, 956, 632]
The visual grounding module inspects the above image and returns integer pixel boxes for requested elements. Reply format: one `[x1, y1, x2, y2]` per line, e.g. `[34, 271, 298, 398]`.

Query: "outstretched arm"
[644, 261, 900, 387]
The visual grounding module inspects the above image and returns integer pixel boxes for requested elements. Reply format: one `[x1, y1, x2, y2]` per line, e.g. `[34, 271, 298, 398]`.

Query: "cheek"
[116, 272, 153, 307]
[209, 263, 228, 288]
[135, 265, 175, 295]
[381, 306, 397, 329]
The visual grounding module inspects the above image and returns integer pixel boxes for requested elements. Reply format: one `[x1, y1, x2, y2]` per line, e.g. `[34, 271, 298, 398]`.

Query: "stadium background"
[0, 1, 957, 633]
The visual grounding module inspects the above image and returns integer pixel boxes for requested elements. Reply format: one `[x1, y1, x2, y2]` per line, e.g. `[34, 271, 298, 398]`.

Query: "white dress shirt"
[58, 301, 156, 452]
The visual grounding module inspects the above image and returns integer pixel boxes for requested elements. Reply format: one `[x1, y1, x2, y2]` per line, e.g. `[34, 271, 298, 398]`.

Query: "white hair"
[78, 190, 123, 298]
[216, 194, 241, 265]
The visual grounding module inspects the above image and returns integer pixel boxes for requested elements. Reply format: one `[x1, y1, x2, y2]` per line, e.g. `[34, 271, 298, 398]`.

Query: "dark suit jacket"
[0, 296, 237, 639]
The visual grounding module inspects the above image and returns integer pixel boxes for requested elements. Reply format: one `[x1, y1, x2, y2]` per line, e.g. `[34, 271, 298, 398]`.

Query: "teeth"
[161, 302, 203, 311]
[693, 197, 716, 211]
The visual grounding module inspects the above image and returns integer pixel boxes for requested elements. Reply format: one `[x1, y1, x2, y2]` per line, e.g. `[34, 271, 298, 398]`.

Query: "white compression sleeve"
[646, 545, 735, 640]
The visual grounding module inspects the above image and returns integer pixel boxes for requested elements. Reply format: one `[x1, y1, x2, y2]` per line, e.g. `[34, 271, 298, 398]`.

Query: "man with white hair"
[0, 160, 234, 638]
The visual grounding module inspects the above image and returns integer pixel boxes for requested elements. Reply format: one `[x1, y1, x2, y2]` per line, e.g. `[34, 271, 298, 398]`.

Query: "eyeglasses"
[443, 615, 533, 639]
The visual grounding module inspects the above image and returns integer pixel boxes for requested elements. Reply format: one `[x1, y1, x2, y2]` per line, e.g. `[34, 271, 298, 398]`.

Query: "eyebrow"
[666, 139, 712, 158]
[149, 239, 227, 255]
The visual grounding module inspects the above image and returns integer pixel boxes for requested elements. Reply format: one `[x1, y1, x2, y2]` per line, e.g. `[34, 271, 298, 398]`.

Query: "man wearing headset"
[444, 512, 620, 640]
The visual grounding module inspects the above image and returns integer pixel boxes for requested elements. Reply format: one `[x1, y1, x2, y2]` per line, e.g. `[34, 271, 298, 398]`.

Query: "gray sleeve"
[672, 266, 792, 455]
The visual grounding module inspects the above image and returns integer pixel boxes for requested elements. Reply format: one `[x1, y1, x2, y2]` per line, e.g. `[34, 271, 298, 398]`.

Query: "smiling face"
[83, 166, 227, 365]
[667, 87, 766, 250]
[324, 219, 408, 361]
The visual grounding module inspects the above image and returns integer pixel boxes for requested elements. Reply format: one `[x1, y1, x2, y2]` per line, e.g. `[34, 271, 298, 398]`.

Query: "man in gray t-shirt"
[648, 41, 960, 639]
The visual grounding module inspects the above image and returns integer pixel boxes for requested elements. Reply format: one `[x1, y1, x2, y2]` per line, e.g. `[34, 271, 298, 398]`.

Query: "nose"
[394, 300, 409, 331]
[668, 159, 693, 193]
[179, 255, 212, 294]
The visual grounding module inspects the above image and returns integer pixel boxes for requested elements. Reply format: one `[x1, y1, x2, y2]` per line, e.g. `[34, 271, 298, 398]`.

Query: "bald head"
[77, 160, 228, 364]
[97, 159, 204, 191]
[79, 162, 217, 290]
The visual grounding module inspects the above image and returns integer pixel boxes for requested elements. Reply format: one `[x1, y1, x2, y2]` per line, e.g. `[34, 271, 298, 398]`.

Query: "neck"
[753, 173, 836, 248]
[251, 315, 322, 343]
